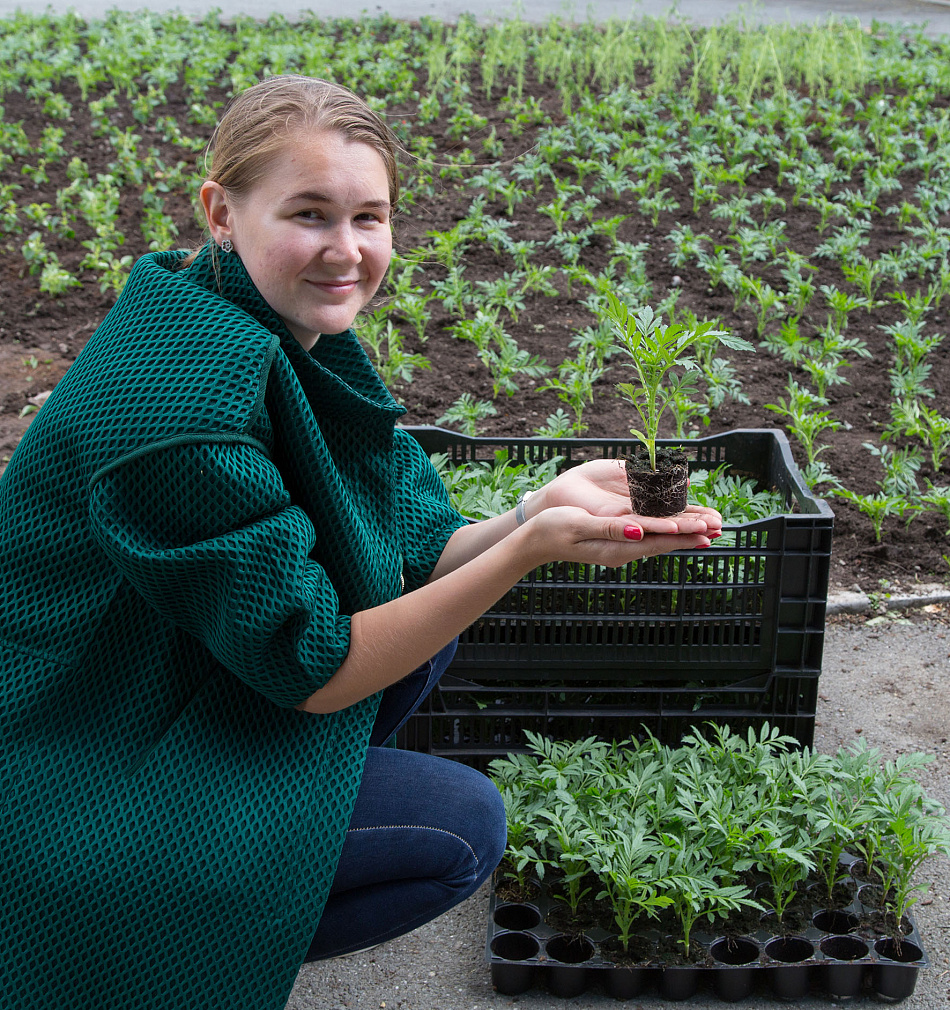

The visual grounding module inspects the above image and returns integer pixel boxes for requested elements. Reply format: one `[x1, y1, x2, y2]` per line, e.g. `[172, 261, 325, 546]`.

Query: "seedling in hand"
[604, 294, 754, 516]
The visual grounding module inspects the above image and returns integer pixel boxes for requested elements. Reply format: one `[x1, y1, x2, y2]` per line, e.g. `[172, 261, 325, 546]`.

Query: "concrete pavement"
[3, 0, 950, 34]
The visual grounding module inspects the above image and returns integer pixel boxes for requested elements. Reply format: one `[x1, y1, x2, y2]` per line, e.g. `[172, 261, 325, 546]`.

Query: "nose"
[322, 223, 362, 265]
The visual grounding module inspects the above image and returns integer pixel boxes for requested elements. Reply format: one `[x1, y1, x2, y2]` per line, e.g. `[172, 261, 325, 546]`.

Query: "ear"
[199, 181, 233, 247]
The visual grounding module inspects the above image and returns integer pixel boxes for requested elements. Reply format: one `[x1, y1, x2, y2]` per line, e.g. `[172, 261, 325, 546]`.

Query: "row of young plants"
[489, 725, 950, 959]
[426, 295, 946, 538]
[407, 66, 950, 536]
[1, 11, 949, 564]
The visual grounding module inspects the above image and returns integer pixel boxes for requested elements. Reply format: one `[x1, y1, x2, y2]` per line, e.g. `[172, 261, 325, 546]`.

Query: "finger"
[631, 514, 713, 535]
[599, 519, 712, 548]
[638, 532, 713, 555]
[593, 525, 713, 553]
[596, 517, 647, 541]
[568, 519, 712, 568]
[681, 504, 724, 520]
[682, 508, 723, 529]
[668, 507, 724, 532]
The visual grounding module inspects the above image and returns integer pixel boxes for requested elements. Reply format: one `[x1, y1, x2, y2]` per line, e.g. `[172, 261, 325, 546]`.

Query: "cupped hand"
[534, 458, 723, 537]
[521, 504, 713, 571]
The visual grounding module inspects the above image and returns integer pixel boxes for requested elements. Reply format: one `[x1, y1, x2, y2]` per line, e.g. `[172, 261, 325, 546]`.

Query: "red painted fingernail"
[623, 525, 643, 541]
[709, 531, 722, 539]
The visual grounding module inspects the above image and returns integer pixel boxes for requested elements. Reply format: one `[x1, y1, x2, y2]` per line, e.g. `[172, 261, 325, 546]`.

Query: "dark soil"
[3, 67, 949, 595]
[492, 868, 541, 907]
[754, 897, 814, 937]
[859, 908, 913, 939]
[624, 445, 690, 517]
[655, 932, 711, 967]
[807, 879, 858, 910]
[545, 877, 615, 935]
[599, 933, 656, 968]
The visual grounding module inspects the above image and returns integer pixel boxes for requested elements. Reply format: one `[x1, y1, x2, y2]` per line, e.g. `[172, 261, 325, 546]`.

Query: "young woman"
[0, 76, 721, 1010]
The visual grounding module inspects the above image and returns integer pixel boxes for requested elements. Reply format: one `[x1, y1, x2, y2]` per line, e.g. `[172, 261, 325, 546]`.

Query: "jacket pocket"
[127, 671, 219, 777]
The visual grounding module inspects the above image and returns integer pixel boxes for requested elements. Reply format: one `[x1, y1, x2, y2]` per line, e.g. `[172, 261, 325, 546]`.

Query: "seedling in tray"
[488, 725, 949, 999]
[603, 293, 755, 517]
[586, 822, 673, 952]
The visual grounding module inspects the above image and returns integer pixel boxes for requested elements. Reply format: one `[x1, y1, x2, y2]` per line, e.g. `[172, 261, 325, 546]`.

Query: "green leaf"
[718, 331, 757, 352]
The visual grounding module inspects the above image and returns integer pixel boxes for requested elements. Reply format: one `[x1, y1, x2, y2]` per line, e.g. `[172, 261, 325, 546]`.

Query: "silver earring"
[220, 239, 233, 254]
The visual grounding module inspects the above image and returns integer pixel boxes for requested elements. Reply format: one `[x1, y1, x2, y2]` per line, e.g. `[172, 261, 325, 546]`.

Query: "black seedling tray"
[399, 427, 834, 756]
[487, 868, 929, 1002]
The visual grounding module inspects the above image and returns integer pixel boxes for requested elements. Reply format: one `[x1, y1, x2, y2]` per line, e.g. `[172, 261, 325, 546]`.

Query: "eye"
[356, 211, 388, 224]
[295, 209, 324, 221]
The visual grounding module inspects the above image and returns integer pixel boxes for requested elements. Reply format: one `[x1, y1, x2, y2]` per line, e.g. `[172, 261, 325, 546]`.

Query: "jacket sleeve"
[391, 429, 469, 592]
[88, 437, 351, 708]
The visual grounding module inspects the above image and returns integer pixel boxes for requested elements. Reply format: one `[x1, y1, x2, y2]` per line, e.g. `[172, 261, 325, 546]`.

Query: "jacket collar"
[180, 241, 404, 419]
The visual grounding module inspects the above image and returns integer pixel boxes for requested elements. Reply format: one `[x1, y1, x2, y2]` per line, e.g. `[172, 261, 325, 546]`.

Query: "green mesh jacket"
[0, 243, 467, 1010]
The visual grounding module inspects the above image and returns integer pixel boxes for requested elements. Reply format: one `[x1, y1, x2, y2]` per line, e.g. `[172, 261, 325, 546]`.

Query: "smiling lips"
[308, 277, 359, 291]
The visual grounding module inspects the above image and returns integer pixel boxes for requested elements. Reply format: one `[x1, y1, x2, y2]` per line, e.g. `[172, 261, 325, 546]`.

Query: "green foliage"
[687, 465, 785, 524]
[538, 348, 606, 434]
[606, 298, 754, 470]
[835, 490, 905, 543]
[587, 821, 673, 950]
[431, 449, 562, 520]
[490, 726, 950, 953]
[435, 392, 497, 436]
[39, 259, 80, 295]
[913, 484, 950, 535]
[765, 378, 840, 467]
[738, 274, 785, 337]
[479, 334, 550, 399]
[830, 440, 931, 542]
[801, 323, 871, 399]
[533, 408, 575, 438]
[355, 311, 431, 387]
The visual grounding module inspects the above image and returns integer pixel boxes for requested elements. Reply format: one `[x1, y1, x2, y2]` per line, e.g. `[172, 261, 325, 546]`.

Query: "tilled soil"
[2, 69, 949, 594]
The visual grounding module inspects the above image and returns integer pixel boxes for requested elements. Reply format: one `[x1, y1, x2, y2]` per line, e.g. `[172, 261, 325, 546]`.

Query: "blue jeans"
[304, 638, 507, 961]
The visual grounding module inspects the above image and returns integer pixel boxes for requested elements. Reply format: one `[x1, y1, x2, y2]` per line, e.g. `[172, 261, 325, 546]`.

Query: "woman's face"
[202, 129, 392, 349]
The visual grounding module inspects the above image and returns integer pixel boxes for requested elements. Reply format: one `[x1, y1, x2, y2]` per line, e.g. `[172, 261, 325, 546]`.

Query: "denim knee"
[303, 753, 509, 962]
[456, 763, 507, 888]
[330, 748, 507, 896]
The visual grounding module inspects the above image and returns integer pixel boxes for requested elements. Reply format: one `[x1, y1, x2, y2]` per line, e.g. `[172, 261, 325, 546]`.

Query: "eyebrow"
[285, 190, 391, 210]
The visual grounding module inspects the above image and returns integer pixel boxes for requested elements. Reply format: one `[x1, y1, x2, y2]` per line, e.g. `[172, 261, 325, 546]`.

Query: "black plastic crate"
[397, 427, 833, 756]
[396, 669, 820, 769]
[407, 427, 833, 675]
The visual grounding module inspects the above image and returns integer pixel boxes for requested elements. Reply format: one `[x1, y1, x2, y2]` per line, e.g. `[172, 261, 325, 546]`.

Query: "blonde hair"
[208, 75, 399, 205]
[183, 75, 399, 266]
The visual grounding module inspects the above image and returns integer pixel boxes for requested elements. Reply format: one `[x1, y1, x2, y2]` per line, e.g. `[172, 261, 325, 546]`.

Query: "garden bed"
[1, 13, 949, 593]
